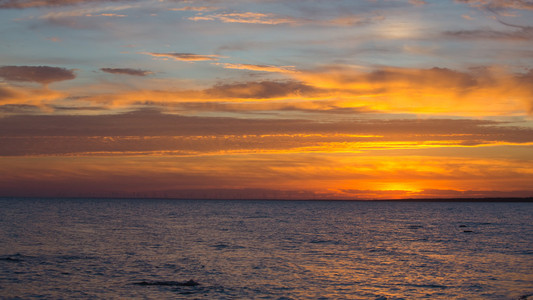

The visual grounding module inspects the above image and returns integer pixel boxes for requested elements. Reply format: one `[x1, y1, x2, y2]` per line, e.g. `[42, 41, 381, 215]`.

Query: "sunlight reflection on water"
[0, 199, 532, 299]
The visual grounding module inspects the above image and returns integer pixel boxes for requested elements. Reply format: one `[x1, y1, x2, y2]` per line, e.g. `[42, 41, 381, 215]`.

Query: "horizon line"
[1, 196, 532, 202]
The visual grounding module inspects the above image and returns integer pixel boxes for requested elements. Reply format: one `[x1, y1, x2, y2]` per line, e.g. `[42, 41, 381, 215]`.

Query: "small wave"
[133, 279, 200, 287]
[0, 256, 23, 262]
[407, 225, 423, 229]
[404, 283, 448, 289]
[518, 293, 533, 300]
[56, 255, 99, 261]
[211, 243, 229, 250]
[374, 296, 406, 300]
[0, 253, 26, 262]
[309, 239, 342, 245]
[210, 243, 245, 250]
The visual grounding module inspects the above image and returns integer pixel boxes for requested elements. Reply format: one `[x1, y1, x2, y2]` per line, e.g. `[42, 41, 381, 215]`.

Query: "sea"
[0, 198, 531, 300]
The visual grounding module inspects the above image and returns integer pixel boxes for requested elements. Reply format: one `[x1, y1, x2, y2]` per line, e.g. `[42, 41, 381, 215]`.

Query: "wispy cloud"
[100, 68, 152, 76]
[409, 0, 427, 6]
[323, 14, 384, 27]
[187, 10, 382, 27]
[30, 3, 136, 28]
[87, 13, 126, 17]
[142, 52, 222, 62]
[205, 80, 319, 99]
[293, 65, 533, 115]
[172, 100, 373, 115]
[0, 104, 40, 114]
[169, 6, 218, 12]
[444, 25, 533, 41]
[0, 86, 16, 100]
[45, 36, 62, 42]
[0, 83, 68, 107]
[213, 63, 298, 74]
[0, 0, 133, 9]
[456, 0, 533, 11]
[39, 3, 135, 18]
[188, 11, 297, 25]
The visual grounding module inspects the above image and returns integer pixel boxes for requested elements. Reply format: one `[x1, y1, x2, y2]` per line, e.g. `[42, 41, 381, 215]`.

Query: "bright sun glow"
[380, 183, 421, 193]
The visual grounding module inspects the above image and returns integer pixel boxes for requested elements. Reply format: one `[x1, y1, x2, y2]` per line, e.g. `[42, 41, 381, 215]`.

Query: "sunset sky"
[1, 0, 533, 199]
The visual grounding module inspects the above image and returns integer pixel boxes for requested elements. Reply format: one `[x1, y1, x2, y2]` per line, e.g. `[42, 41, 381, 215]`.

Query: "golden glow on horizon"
[1, 151, 532, 198]
[378, 183, 422, 193]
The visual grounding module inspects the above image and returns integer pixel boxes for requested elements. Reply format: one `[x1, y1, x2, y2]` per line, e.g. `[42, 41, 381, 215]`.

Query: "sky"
[1, 0, 533, 199]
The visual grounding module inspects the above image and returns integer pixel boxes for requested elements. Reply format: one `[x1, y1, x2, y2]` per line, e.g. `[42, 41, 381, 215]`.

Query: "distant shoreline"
[1, 197, 532, 202]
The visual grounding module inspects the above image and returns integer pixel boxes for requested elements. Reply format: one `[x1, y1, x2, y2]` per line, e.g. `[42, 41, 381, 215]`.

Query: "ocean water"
[0, 198, 531, 300]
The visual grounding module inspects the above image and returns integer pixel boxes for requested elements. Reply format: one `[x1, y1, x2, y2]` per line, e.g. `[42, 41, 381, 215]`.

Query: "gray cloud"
[205, 80, 320, 99]
[455, 0, 533, 11]
[444, 26, 533, 41]
[517, 69, 533, 113]
[0, 109, 530, 138]
[0, 0, 132, 9]
[100, 68, 152, 76]
[0, 104, 39, 113]
[0, 66, 76, 84]
[173, 101, 374, 115]
[366, 67, 479, 88]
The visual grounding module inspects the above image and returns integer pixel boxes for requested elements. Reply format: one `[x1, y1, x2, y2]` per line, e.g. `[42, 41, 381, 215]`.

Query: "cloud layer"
[1, 109, 532, 156]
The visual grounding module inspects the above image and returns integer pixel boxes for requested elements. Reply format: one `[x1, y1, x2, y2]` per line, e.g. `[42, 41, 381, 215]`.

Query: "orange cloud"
[90, 13, 126, 17]
[188, 11, 296, 25]
[293, 65, 533, 116]
[3, 63, 530, 118]
[29, 65, 531, 117]
[0, 83, 68, 108]
[187, 10, 383, 27]
[169, 6, 218, 12]
[141, 52, 222, 62]
[213, 63, 298, 74]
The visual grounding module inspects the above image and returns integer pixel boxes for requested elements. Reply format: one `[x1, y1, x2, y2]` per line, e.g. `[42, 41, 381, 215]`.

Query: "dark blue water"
[0, 198, 532, 299]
